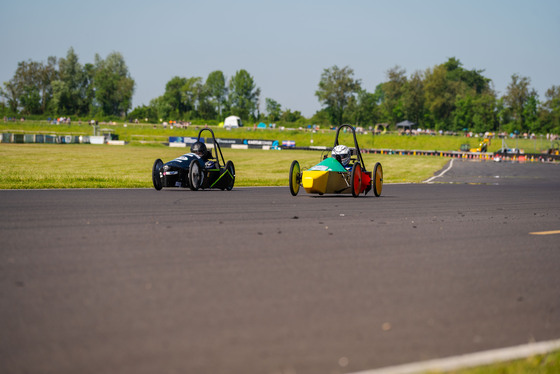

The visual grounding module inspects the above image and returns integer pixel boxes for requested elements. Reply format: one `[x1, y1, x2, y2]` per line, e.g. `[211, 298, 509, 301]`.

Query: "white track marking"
[347, 339, 560, 374]
[424, 159, 454, 183]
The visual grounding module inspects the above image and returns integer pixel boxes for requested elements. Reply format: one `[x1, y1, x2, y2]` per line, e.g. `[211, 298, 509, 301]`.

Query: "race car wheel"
[188, 160, 203, 191]
[152, 159, 163, 191]
[351, 162, 362, 198]
[373, 162, 383, 197]
[289, 160, 301, 196]
[225, 160, 235, 191]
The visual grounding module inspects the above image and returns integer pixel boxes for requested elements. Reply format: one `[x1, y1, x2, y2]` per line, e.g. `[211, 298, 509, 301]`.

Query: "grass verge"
[0, 143, 449, 189]
[442, 349, 560, 374]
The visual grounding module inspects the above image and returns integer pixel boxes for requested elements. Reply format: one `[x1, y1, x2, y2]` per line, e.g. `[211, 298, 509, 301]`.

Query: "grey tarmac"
[1, 160, 559, 374]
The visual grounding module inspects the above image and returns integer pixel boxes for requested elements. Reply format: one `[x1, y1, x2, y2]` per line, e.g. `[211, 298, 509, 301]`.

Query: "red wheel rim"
[353, 164, 362, 195]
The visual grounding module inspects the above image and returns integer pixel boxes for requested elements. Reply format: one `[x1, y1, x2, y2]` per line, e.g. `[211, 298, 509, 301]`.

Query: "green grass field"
[2, 120, 555, 153]
[0, 143, 449, 189]
[2, 120, 553, 190]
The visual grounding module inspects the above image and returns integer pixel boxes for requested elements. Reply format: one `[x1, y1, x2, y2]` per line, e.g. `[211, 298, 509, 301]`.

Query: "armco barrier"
[45, 135, 57, 143]
[216, 138, 244, 145]
[107, 140, 125, 145]
[168, 137, 281, 150]
[89, 136, 104, 144]
[60, 135, 73, 144]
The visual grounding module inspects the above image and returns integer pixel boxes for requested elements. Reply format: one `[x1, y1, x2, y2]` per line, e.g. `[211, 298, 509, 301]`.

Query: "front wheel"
[188, 160, 203, 191]
[289, 160, 301, 196]
[373, 162, 383, 197]
[351, 162, 362, 197]
[152, 159, 163, 191]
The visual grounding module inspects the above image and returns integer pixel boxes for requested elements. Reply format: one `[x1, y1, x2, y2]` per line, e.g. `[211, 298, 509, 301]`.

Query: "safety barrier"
[0, 133, 124, 145]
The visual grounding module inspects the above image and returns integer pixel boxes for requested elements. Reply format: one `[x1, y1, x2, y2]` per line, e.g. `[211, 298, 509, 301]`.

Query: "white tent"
[224, 115, 242, 128]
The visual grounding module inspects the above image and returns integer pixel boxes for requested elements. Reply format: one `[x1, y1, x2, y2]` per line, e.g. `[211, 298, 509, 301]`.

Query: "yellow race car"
[289, 125, 383, 197]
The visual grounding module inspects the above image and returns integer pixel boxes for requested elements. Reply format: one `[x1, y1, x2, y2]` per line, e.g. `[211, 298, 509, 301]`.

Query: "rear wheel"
[373, 162, 383, 197]
[351, 162, 362, 197]
[188, 160, 202, 191]
[289, 160, 301, 196]
[152, 159, 163, 190]
[225, 160, 235, 191]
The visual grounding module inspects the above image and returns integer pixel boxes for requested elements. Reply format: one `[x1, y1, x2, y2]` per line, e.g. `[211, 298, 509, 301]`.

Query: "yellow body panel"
[302, 170, 351, 194]
[302, 171, 329, 193]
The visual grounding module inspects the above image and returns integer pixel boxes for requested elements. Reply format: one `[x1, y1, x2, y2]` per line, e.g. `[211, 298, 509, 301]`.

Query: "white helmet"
[332, 145, 351, 166]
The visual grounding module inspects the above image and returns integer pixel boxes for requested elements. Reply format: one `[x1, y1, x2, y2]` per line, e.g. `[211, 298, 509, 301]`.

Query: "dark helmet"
[191, 141, 208, 158]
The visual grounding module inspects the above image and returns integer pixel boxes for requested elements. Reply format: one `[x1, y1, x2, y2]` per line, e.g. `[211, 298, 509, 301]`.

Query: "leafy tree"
[205, 71, 227, 118]
[228, 69, 260, 120]
[539, 85, 560, 133]
[1, 80, 20, 113]
[150, 96, 171, 121]
[310, 109, 330, 126]
[196, 85, 217, 120]
[40, 56, 58, 114]
[403, 71, 425, 126]
[444, 57, 491, 94]
[3, 59, 57, 115]
[453, 94, 474, 132]
[128, 104, 158, 123]
[265, 98, 282, 122]
[495, 97, 510, 132]
[93, 52, 135, 117]
[82, 63, 96, 114]
[17, 60, 43, 115]
[181, 77, 203, 119]
[452, 93, 496, 133]
[162, 76, 188, 118]
[424, 64, 460, 130]
[281, 109, 304, 123]
[19, 84, 42, 115]
[523, 93, 540, 134]
[346, 89, 379, 126]
[471, 92, 498, 133]
[57, 48, 81, 110]
[378, 66, 407, 126]
[51, 48, 92, 115]
[502, 74, 533, 132]
[316, 65, 361, 126]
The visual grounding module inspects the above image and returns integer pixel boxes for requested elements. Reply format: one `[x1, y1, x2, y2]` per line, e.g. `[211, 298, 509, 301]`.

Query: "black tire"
[351, 162, 362, 198]
[152, 159, 163, 191]
[188, 159, 202, 191]
[289, 160, 301, 196]
[373, 162, 383, 197]
[224, 160, 235, 191]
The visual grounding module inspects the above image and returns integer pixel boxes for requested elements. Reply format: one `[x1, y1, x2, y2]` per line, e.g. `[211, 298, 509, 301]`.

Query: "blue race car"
[152, 128, 235, 191]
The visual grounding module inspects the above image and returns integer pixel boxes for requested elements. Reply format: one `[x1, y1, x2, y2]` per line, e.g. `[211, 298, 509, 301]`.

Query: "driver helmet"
[332, 145, 351, 166]
[191, 141, 208, 159]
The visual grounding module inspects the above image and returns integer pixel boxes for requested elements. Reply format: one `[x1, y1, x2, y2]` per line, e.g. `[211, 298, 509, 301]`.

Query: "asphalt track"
[1, 160, 559, 374]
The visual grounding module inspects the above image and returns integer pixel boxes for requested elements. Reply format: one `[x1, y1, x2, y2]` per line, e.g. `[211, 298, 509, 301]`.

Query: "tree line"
[2, 48, 559, 134]
[1, 48, 134, 118]
[316, 59, 560, 135]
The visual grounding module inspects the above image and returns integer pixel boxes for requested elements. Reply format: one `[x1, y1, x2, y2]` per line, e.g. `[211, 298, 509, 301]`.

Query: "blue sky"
[1, 0, 559, 117]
